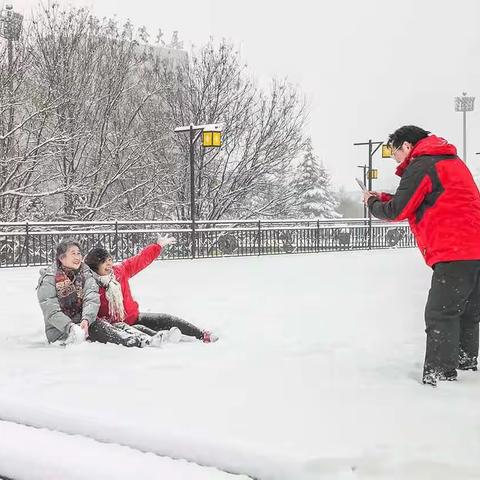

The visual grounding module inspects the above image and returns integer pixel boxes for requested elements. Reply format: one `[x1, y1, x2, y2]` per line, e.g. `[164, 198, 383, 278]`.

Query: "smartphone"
[355, 177, 367, 192]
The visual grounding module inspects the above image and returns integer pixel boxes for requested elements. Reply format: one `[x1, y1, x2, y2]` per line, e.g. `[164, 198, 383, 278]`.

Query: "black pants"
[88, 320, 148, 348]
[424, 260, 480, 375]
[137, 312, 204, 340]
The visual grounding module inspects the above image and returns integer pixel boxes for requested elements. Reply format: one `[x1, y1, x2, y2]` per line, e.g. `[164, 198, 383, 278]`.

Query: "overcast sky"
[8, 0, 480, 191]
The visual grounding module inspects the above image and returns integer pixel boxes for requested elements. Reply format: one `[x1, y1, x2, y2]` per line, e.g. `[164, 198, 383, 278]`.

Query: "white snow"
[0, 420, 248, 480]
[1, 249, 480, 480]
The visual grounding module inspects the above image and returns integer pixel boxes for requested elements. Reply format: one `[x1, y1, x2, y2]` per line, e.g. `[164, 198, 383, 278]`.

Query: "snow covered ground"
[1, 248, 480, 480]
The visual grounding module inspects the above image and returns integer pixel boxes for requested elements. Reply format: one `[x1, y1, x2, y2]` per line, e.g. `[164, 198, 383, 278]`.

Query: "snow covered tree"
[293, 139, 340, 219]
[0, 5, 308, 222]
[157, 40, 307, 221]
[336, 187, 363, 218]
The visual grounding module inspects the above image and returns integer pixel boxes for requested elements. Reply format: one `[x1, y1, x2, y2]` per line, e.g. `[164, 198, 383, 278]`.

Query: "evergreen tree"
[294, 139, 340, 218]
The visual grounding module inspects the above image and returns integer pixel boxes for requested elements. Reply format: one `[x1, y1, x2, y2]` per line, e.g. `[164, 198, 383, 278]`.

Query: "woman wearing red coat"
[84, 235, 217, 346]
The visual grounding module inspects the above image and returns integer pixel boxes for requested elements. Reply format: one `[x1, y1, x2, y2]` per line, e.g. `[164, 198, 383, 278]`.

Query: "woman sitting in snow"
[83, 235, 218, 345]
[37, 238, 99, 345]
[37, 238, 171, 348]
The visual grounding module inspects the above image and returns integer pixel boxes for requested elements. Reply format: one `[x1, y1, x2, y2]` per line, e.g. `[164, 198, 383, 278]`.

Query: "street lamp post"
[353, 139, 383, 249]
[0, 4, 23, 212]
[0, 4, 23, 146]
[454, 92, 475, 163]
[174, 122, 222, 259]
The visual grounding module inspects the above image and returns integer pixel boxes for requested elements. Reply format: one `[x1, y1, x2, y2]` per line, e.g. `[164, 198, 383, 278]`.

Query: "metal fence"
[0, 219, 415, 268]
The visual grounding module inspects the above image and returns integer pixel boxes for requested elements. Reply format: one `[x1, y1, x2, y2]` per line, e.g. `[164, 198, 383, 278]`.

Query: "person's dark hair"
[84, 247, 112, 273]
[388, 125, 430, 149]
[56, 239, 82, 266]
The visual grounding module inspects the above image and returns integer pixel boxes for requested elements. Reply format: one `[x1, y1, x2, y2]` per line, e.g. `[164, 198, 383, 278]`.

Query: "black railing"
[0, 219, 415, 268]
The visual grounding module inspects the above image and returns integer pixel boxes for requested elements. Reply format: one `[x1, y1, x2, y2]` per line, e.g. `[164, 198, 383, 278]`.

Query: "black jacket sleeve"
[367, 160, 431, 221]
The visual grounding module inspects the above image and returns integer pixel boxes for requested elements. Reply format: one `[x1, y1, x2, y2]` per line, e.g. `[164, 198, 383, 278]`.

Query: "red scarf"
[55, 266, 86, 320]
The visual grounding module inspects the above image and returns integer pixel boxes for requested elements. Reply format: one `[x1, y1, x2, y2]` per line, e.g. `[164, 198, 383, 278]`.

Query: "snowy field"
[1, 249, 480, 480]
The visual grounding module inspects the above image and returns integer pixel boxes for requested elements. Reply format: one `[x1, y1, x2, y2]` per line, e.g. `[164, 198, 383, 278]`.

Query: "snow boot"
[458, 351, 478, 371]
[148, 327, 182, 347]
[202, 330, 219, 343]
[422, 369, 457, 387]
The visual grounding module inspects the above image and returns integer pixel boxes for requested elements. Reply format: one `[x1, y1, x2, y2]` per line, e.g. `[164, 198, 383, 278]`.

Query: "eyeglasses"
[391, 146, 401, 157]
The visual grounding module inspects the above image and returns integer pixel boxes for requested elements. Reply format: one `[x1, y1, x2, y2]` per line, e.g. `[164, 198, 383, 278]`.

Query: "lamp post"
[0, 4, 23, 145]
[0, 4, 23, 212]
[454, 92, 475, 163]
[174, 122, 223, 258]
[353, 139, 384, 249]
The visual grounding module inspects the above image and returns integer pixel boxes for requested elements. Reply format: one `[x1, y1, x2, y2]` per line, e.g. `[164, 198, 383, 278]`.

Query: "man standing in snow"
[363, 125, 480, 386]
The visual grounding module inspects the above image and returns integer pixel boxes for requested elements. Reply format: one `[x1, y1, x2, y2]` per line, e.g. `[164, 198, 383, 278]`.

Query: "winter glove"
[157, 234, 177, 248]
[65, 323, 87, 346]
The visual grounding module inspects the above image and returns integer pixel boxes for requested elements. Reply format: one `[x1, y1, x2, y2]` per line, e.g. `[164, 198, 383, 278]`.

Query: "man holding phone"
[363, 125, 480, 386]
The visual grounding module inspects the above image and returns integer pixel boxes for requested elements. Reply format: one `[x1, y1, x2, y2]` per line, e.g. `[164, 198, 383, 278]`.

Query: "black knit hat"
[84, 247, 112, 273]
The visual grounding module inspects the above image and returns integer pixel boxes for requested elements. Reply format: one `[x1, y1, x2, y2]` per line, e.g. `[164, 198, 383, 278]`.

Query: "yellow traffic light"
[368, 169, 378, 180]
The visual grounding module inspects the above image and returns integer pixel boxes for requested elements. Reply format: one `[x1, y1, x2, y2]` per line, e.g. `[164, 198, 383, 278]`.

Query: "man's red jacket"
[368, 135, 480, 267]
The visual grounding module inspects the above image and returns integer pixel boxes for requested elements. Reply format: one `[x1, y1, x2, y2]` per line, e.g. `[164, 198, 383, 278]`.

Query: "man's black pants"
[424, 260, 480, 375]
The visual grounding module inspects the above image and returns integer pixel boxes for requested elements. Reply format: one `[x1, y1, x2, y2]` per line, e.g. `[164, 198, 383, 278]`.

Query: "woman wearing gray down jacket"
[37, 238, 167, 347]
[37, 238, 100, 345]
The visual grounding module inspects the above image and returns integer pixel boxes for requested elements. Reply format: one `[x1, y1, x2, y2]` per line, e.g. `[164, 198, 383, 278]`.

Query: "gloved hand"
[65, 323, 87, 346]
[157, 234, 177, 248]
[80, 319, 89, 338]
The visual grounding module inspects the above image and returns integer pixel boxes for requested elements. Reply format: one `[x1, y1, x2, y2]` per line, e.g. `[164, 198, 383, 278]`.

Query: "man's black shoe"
[458, 351, 477, 371]
[422, 369, 457, 387]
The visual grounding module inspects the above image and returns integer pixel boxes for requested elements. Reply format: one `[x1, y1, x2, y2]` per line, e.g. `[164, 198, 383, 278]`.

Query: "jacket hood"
[39, 263, 56, 276]
[395, 135, 457, 177]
